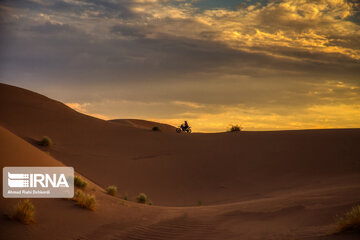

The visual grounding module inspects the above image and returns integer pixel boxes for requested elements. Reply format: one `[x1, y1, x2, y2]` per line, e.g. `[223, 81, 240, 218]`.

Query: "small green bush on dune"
[336, 205, 360, 233]
[136, 193, 148, 204]
[11, 199, 35, 224]
[123, 193, 129, 201]
[74, 190, 96, 211]
[197, 200, 203, 206]
[74, 176, 87, 189]
[39, 136, 53, 147]
[106, 185, 117, 196]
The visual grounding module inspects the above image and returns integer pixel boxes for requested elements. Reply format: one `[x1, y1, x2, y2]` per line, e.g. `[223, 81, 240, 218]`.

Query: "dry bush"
[106, 185, 117, 196]
[152, 126, 160, 131]
[336, 205, 360, 233]
[40, 136, 53, 147]
[74, 176, 87, 189]
[74, 189, 96, 211]
[229, 125, 242, 132]
[136, 193, 148, 204]
[123, 193, 129, 200]
[11, 199, 35, 224]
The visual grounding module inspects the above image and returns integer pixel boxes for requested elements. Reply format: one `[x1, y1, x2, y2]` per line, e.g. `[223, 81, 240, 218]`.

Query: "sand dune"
[110, 119, 176, 132]
[0, 125, 63, 168]
[1, 83, 359, 206]
[1, 83, 360, 239]
[0, 125, 163, 239]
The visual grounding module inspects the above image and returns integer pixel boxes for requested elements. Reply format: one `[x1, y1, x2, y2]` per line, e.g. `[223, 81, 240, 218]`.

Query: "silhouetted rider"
[181, 121, 189, 131]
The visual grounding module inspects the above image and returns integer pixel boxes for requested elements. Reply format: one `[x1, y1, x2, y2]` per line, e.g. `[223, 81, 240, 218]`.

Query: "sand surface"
[1, 83, 360, 239]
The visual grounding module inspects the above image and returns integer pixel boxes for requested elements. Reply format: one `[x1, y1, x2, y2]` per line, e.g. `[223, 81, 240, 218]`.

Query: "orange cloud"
[65, 102, 112, 120]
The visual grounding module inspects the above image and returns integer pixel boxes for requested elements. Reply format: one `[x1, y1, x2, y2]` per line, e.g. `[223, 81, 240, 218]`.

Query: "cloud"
[27, 21, 79, 34]
[65, 102, 112, 120]
[57, 79, 360, 132]
[1, 0, 360, 131]
[1, 0, 359, 79]
[64, 98, 360, 132]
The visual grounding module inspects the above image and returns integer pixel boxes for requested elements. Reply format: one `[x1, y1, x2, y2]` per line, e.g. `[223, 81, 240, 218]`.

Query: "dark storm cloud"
[0, 0, 139, 19]
[4, 27, 353, 85]
[1, 0, 359, 80]
[110, 24, 148, 38]
[27, 22, 78, 34]
[0, 0, 360, 131]
[0, 0, 43, 10]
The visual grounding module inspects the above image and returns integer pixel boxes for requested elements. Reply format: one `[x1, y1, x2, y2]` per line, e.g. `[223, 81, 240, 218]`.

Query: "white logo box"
[3, 167, 74, 198]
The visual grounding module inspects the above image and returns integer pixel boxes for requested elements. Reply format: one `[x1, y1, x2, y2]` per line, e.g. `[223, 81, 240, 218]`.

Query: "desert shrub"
[123, 193, 129, 201]
[74, 190, 96, 211]
[39, 136, 53, 147]
[136, 193, 148, 204]
[74, 176, 87, 189]
[11, 199, 35, 224]
[106, 185, 117, 196]
[148, 200, 153, 206]
[197, 200, 202, 206]
[152, 126, 160, 131]
[229, 125, 242, 132]
[74, 189, 82, 199]
[336, 205, 360, 233]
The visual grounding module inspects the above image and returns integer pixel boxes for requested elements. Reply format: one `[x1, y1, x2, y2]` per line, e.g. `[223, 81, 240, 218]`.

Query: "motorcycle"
[176, 125, 192, 133]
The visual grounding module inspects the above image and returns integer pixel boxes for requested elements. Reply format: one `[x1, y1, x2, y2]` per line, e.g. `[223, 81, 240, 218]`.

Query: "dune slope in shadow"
[1, 83, 360, 206]
[1, 125, 360, 240]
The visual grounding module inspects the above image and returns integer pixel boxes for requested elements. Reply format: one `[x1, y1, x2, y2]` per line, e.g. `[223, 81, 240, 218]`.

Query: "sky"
[0, 0, 359, 132]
